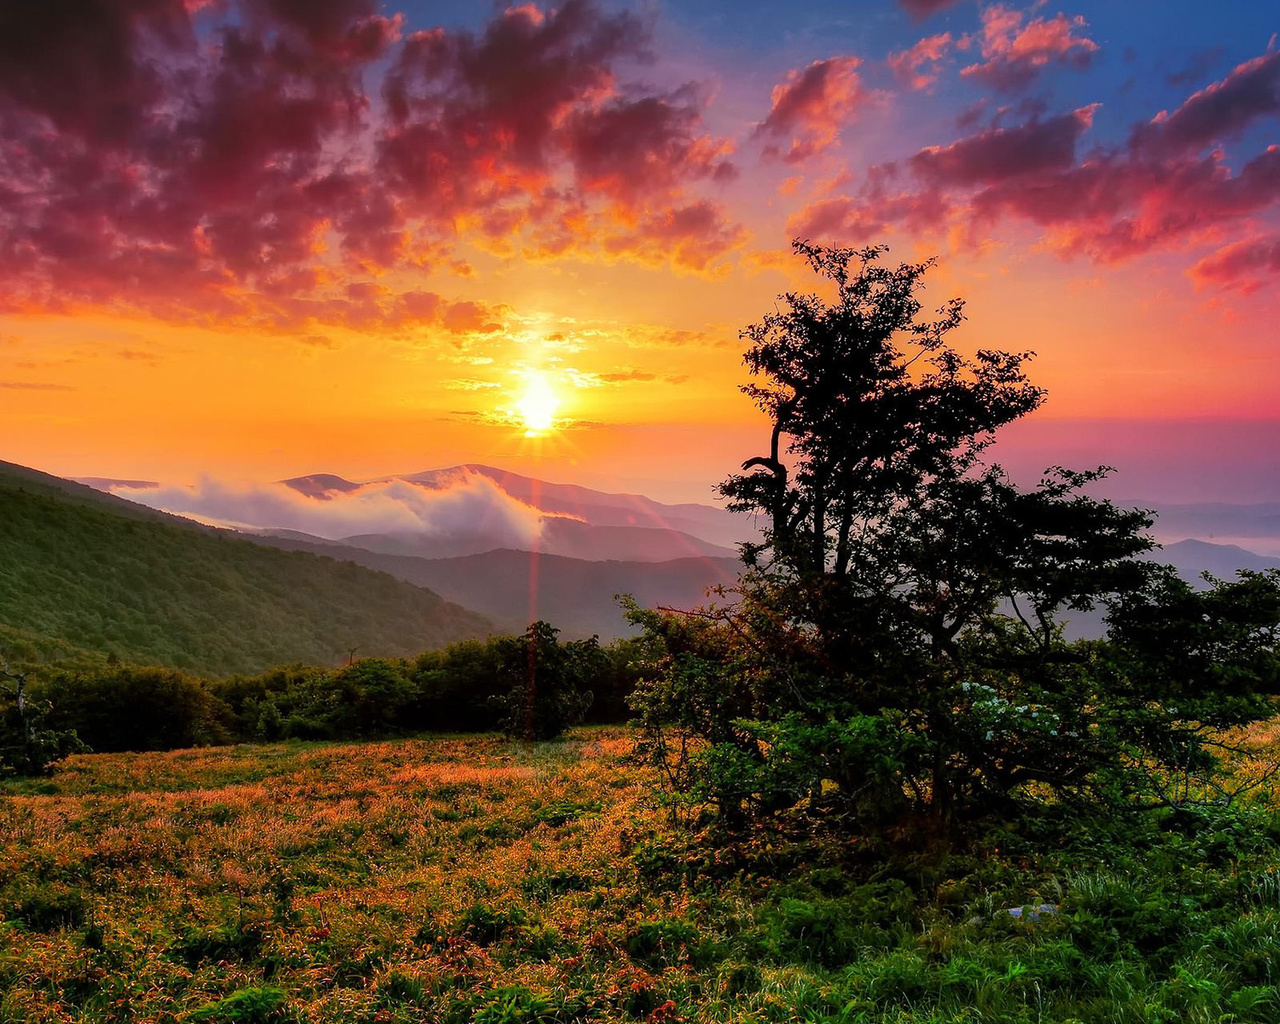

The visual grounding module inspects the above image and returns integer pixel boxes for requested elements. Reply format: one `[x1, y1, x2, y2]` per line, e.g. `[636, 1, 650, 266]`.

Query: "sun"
[517, 374, 559, 436]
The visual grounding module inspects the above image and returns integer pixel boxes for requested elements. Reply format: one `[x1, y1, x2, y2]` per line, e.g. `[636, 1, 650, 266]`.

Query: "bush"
[38, 666, 231, 752]
[490, 622, 598, 741]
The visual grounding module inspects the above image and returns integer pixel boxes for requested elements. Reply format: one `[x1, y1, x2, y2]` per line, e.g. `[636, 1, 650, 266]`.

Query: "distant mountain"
[0, 461, 491, 675]
[1140, 501, 1280, 556]
[2, 459, 198, 525]
[63, 460, 1280, 648]
[249, 533, 740, 639]
[74, 476, 160, 491]
[400, 465, 749, 548]
[277, 473, 364, 499]
[1156, 538, 1280, 582]
[320, 517, 736, 562]
[276, 464, 754, 558]
[1057, 538, 1280, 641]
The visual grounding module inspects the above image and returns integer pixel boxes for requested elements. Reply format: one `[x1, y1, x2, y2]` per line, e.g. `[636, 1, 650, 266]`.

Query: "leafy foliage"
[0, 661, 85, 776]
[490, 621, 602, 740]
[629, 241, 1280, 831]
[17, 629, 629, 759]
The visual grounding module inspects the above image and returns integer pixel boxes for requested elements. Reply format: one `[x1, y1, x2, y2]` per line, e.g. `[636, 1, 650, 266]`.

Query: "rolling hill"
[0, 462, 492, 675]
[248, 534, 741, 638]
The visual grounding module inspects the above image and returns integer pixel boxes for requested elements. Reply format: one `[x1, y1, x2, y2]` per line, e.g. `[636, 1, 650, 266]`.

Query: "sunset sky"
[2, 0, 1277, 504]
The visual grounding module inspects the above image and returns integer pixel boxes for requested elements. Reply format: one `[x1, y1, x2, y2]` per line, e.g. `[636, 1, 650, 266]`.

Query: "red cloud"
[887, 33, 952, 91]
[0, 0, 745, 324]
[1190, 234, 1280, 293]
[961, 5, 1098, 93]
[756, 57, 867, 163]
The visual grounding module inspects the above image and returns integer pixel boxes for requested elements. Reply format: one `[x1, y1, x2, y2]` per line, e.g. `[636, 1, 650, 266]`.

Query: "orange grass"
[0, 730, 677, 1023]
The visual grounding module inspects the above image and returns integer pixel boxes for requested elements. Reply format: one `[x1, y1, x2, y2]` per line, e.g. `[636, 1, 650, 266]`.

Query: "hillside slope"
[0, 466, 492, 675]
[252, 535, 740, 639]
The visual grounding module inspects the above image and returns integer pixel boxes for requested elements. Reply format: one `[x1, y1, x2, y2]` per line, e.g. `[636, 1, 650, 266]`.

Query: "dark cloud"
[910, 107, 1095, 186]
[897, 0, 963, 19]
[242, 0, 402, 63]
[1131, 50, 1280, 158]
[566, 86, 737, 205]
[0, 0, 193, 147]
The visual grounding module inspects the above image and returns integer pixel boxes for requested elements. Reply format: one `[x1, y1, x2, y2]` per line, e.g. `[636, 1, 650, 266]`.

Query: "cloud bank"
[110, 468, 550, 545]
[0, 0, 744, 335]
[788, 48, 1280, 291]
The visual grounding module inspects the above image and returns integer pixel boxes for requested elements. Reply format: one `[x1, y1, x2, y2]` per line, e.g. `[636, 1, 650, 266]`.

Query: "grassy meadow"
[4, 728, 1280, 1023]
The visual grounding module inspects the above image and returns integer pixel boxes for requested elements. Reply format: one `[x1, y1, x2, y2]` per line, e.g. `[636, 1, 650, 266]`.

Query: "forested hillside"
[0, 469, 491, 675]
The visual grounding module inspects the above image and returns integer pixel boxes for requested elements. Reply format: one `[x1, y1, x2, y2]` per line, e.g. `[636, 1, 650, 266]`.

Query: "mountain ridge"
[0, 460, 492, 674]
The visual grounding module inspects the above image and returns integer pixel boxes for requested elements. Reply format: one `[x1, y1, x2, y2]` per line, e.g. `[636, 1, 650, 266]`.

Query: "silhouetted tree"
[629, 241, 1280, 832]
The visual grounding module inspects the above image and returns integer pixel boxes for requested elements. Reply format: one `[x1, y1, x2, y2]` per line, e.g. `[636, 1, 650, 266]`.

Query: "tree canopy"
[629, 241, 1280, 833]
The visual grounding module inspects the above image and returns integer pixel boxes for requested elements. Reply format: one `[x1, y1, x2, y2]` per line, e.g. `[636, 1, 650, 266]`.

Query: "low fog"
[109, 469, 554, 546]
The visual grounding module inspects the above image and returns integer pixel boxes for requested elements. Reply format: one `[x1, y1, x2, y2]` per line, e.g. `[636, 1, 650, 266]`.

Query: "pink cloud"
[960, 5, 1098, 93]
[1190, 234, 1280, 293]
[786, 190, 950, 243]
[805, 46, 1280, 269]
[756, 57, 868, 163]
[887, 33, 952, 91]
[970, 144, 1280, 262]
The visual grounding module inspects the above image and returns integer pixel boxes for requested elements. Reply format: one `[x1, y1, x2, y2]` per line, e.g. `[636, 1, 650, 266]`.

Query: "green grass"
[4, 728, 1280, 1022]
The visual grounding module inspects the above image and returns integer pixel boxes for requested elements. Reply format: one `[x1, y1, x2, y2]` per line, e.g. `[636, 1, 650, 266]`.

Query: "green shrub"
[170, 922, 265, 967]
[187, 986, 290, 1024]
[8, 882, 87, 932]
[458, 902, 528, 945]
[490, 622, 598, 741]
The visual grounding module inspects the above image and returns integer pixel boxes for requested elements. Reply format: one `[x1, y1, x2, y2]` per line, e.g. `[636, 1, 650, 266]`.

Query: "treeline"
[26, 625, 643, 756]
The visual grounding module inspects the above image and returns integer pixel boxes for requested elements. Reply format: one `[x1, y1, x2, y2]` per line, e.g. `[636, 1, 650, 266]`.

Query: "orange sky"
[1, 1, 1277, 503]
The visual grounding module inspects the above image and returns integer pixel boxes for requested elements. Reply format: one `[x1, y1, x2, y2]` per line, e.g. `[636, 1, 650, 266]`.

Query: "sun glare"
[517, 375, 559, 436]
